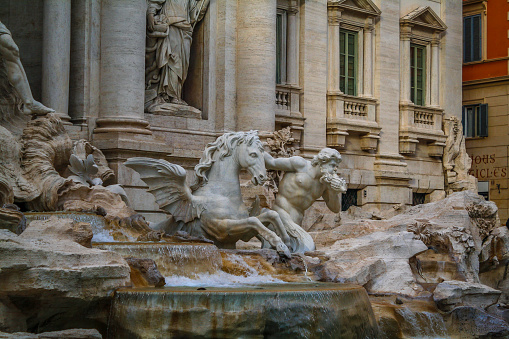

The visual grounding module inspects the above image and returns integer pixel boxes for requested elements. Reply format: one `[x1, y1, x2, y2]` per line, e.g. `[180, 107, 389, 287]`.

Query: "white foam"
[164, 271, 286, 287]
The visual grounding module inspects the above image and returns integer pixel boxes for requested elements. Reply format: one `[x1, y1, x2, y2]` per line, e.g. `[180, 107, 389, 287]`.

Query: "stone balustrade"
[275, 84, 304, 145]
[276, 87, 291, 111]
[326, 92, 380, 151]
[275, 84, 301, 115]
[399, 103, 446, 156]
[344, 99, 368, 120]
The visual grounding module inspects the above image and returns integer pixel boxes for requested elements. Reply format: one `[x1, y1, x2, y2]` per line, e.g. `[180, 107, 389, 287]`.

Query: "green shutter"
[463, 14, 482, 62]
[477, 103, 488, 137]
[339, 30, 357, 96]
[464, 16, 472, 62]
[410, 44, 426, 106]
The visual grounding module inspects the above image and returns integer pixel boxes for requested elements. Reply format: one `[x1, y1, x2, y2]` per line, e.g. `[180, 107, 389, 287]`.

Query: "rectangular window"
[478, 181, 489, 200]
[462, 104, 488, 137]
[276, 10, 287, 84]
[410, 44, 426, 106]
[412, 192, 426, 206]
[340, 30, 357, 96]
[464, 14, 482, 63]
[341, 189, 358, 212]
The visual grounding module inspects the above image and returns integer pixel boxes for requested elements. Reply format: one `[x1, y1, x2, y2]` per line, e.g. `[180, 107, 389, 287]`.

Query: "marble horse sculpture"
[125, 131, 292, 257]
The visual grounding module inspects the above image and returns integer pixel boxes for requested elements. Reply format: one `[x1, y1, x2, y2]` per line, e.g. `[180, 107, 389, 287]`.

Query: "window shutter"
[477, 103, 488, 137]
[472, 15, 481, 61]
[462, 105, 466, 136]
[464, 16, 472, 62]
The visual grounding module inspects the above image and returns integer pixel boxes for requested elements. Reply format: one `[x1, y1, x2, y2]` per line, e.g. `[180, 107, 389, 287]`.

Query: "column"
[327, 7, 341, 92]
[236, 0, 277, 132]
[69, 0, 101, 126]
[363, 20, 374, 97]
[286, 1, 298, 85]
[42, 0, 71, 122]
[400, 24, 412, 104]
[430, 38, 440, 107]
[94, 0, 151, 135]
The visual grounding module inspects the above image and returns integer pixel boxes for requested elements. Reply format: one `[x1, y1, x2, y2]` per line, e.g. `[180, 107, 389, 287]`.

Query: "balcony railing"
[344, 100, 368, 120]
[326, 92, 380, 150]
[399, 103, 446, 156]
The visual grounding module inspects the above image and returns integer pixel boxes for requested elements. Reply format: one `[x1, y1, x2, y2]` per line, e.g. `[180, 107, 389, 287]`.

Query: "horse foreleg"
[212, 217, 291, 258]
[255, 210, 291, 247]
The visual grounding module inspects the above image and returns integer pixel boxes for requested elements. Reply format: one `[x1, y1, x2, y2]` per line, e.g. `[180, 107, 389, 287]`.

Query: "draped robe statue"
[145, 0, 209, 115]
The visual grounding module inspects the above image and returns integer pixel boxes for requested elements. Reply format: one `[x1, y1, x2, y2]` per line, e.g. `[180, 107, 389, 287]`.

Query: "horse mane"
[191, 130, 263, 190]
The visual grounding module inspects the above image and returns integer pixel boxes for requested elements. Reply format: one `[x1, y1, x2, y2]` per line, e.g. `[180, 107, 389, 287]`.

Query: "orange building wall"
[463, 0, 509, 82]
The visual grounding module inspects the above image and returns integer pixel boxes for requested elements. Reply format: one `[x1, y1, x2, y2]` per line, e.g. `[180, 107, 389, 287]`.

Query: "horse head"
[235, 132, 267, 186]
[193, 130, 267, 188]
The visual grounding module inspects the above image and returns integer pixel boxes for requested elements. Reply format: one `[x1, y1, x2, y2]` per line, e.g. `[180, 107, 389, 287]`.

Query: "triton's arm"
[322, 187, 341, 213]
[264, 152, 307, 172]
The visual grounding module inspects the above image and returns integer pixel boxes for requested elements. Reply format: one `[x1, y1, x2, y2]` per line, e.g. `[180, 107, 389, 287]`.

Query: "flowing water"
[108, 283, 379, 339]
[94, 242, 223, 277]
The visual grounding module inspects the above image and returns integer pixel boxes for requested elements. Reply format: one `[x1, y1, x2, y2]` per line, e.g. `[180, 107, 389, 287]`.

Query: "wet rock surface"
[0, 329, 102, 338]
[447, 306, 509, 338]
[433, 280, 501, 312]
[125, 257, 165, 287]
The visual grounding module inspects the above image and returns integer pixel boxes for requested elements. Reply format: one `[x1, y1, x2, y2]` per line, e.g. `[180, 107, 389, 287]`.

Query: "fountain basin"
[94, 242, 222, 278]
[108, 283, 379, 339]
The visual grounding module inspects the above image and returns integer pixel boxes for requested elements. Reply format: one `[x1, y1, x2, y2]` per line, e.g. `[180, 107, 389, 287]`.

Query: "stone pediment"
[328, 0, 381, 16]
[401, 6, 447, 31]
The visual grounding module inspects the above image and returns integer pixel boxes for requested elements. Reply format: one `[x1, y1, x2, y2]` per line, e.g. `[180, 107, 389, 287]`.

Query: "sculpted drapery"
[145, 0, 209, 110]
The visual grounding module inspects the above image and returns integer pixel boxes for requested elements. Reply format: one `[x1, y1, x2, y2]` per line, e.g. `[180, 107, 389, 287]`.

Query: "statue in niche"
[145, 0, 209, 118]
[0, 21, 53, 115]
[443, 116, 477, 194]
[264, 148, 348, 253]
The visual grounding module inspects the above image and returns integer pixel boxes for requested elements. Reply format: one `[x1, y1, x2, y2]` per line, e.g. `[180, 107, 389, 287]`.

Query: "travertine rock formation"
[315, 231, 428, 297]
[433, 280, 501, 312]
[311, 191, 501, 298]
[0, 217, 130, 332]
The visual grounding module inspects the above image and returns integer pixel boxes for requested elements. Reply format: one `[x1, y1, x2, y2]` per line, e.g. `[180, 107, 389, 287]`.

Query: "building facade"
[0, 0, 463, 222]
[463, 0, 509, 224]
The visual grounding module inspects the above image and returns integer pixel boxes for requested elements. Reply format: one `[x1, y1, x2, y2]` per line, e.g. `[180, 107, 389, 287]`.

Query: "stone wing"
[125, 157, 202, 223]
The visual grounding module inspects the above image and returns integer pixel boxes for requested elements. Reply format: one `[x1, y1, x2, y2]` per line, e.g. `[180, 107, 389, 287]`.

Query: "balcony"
[275, 84, 304, 143]
[399, 103, 446, 156]
[326, 92, 380, 151]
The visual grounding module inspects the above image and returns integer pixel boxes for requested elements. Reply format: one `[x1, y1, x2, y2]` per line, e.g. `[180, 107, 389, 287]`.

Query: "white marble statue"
[125, 131, 292, 257]
[264, 148, 348, 252]
[0, 21, 53, 115]
[145, 0, 209, 114]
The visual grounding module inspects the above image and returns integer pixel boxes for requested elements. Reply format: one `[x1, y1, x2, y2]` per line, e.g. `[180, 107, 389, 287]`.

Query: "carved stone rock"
[125, 257, 165, 288]
[433, 280, 501, 312]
